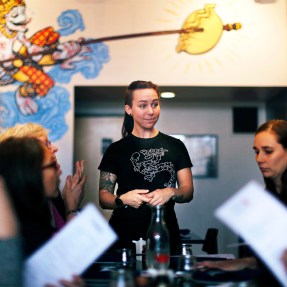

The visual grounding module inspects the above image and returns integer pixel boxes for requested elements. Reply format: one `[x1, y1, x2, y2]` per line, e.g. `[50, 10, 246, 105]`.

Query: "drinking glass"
[117, 248, 133, 268]
[177, 254, 196, 272]
[110, 268, 135, 287]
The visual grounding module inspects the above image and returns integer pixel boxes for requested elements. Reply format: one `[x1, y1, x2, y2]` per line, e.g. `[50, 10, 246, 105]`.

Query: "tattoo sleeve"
[99, 171, 117, 194]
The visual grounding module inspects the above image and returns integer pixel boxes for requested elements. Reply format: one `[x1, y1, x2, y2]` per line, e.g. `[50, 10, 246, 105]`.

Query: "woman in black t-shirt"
[98, 80, 194, 254]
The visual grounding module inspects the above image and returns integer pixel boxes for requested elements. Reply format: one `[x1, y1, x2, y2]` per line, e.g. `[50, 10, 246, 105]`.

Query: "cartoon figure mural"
[0, 0, 89, 115]
[0, 0, 109, 140]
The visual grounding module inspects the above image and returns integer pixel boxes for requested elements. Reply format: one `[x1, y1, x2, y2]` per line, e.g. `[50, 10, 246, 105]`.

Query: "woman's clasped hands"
[145, 188, 175, 206]
[120, 189, 150, 208]
[121, 188, 175, 208]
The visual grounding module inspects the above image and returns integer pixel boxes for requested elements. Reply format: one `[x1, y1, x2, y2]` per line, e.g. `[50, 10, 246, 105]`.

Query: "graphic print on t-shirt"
[130, 148, 175, 187]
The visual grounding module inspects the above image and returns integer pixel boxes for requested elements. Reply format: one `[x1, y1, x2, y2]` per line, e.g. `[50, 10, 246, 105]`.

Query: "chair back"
[202, 228, 218, 254]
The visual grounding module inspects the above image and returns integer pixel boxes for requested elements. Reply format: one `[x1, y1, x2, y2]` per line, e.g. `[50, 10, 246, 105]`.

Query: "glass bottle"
[146, 205, 170, 270]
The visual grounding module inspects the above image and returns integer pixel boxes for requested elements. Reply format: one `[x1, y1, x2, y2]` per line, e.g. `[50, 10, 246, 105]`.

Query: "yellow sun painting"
[156, 0, 245, 74]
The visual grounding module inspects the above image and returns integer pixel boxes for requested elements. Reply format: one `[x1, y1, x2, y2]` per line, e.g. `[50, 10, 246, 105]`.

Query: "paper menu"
[215, 181, 287, 287]
[24, 203, 117, 287]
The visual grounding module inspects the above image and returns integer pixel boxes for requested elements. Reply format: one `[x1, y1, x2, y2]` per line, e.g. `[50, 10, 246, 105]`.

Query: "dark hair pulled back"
[121, 80, 160, 137]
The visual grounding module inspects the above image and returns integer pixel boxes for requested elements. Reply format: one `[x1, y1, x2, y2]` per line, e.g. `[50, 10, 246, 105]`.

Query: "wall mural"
[176, 4, 241, 55]
[0, 0, 109, 140]
[0, 1, 240, 140]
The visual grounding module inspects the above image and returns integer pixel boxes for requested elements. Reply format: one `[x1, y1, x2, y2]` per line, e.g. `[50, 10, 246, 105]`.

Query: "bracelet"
[66, 209, 80, 216]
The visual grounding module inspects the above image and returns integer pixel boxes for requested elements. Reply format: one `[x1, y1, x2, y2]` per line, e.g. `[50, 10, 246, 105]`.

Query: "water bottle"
[146, 205, 170, 270]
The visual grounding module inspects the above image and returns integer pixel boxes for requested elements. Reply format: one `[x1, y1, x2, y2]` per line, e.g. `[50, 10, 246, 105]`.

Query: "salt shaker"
[180, 243, 193, 255]
[132, 238, 146, 261]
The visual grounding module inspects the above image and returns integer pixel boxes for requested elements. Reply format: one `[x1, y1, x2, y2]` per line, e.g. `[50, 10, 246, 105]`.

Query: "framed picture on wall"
[171, 134, 218, 178]
[101, 138, 113, 155]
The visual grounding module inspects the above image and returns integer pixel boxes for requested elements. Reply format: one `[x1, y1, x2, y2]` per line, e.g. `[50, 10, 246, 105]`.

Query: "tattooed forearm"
[99, 171, 117, 194]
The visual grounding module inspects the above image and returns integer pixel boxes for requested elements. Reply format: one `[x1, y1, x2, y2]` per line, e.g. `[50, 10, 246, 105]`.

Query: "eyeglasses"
[45, 140, 52, 149]
[42, 161, 58, 170]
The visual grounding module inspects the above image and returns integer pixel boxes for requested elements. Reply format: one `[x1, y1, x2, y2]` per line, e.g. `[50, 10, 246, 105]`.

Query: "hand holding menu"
[215, 181, 287, 287]
[24, 203, 117, 287]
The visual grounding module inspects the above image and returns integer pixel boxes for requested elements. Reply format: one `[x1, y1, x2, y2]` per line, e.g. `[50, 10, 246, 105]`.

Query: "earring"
[129, 113, 132, 116]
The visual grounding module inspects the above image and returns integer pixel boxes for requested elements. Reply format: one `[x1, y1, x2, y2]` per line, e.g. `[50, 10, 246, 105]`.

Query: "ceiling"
[75, 86, 286, 115]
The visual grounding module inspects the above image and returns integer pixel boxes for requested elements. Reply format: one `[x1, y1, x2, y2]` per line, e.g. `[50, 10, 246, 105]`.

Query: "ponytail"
[121, 112, 134, 137]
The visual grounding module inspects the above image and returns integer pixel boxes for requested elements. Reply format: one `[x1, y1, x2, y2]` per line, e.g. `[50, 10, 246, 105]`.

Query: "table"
[82, 252, 279, 287]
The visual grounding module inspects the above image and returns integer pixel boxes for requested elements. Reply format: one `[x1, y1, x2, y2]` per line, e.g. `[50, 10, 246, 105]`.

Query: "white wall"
[159, 102, 266, 255]
[74, 116, 123, 219]
[45, 0, 287, 187]
[3, 0, 285, 183]
[75, 101, 266, 256]
[1, 0, 283, 255]
[74, 0, 287, 86]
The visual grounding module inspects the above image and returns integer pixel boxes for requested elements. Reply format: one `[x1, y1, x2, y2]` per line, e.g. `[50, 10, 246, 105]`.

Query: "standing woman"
[98, 80, 194, 254]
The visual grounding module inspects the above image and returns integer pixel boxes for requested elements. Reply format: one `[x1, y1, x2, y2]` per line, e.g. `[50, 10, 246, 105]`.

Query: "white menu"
[215, 181, 287, 287]
[24, 203, 117, 287]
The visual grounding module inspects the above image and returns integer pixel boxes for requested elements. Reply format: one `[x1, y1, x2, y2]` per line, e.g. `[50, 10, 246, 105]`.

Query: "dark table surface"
[82, 253, 281, 287]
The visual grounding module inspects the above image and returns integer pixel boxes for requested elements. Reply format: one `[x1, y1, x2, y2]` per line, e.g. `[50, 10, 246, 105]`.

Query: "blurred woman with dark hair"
[0, 137, 59, 257]
[199, 119, 287, 284]
[0, 137, 84, 287]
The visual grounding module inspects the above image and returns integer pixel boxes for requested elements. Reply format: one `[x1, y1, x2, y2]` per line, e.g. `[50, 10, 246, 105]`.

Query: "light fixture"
[160, 92, 175, 98]
[254, 0, 277, 2]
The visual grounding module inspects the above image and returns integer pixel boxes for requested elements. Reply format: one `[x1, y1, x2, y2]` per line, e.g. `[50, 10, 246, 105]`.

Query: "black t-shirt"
[98, 132, 192, 253]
